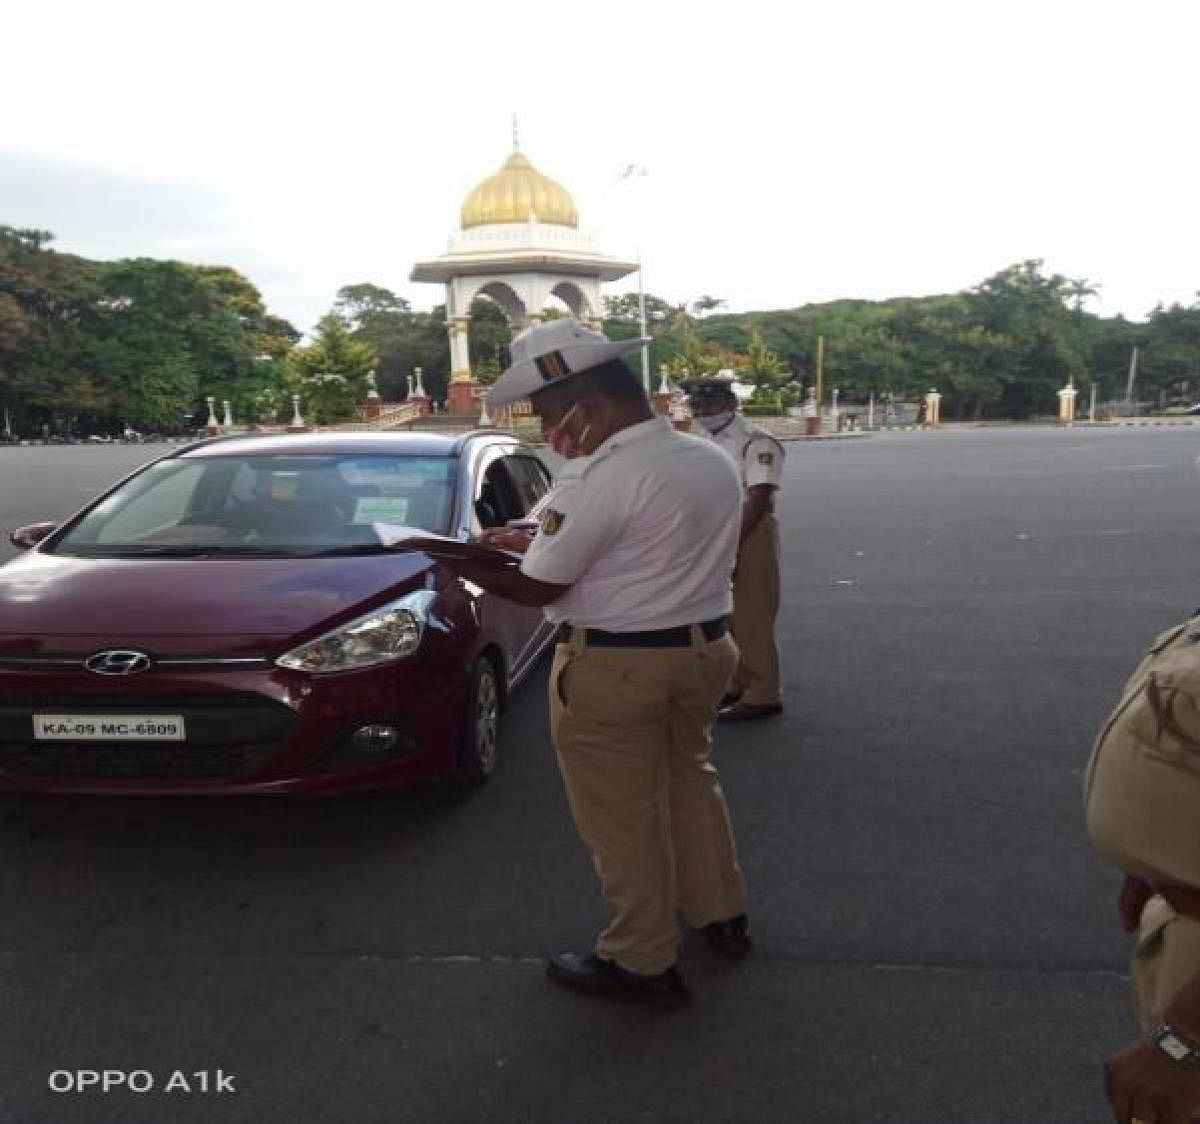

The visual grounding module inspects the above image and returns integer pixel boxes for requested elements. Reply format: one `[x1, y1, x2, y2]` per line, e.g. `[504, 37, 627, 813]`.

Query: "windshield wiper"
[305, 544, 407, 557]
[58, 545, 310, 558]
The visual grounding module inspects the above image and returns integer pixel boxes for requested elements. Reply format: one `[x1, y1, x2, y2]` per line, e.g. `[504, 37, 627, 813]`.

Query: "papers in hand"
[372, 524, 521, 564]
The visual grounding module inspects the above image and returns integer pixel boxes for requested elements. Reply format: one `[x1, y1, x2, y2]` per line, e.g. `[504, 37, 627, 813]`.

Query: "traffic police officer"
[684, 378, 785, 721]
[1085, 611, 1200, 1121]
[441, 319, 752, 1008]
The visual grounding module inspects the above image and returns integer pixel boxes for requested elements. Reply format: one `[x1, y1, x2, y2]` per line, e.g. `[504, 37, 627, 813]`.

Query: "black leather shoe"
[546, 952, 690, 1008]
[718, 692, 743, 710]
[703, 914, 752, 958]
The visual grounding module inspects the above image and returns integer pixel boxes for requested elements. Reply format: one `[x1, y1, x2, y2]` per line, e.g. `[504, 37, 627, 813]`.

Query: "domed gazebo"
[410, 146, 637, 415]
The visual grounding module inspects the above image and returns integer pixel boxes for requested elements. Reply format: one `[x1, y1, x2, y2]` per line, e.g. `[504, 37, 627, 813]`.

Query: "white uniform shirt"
[520, 417, 742, 630]
[706, 413, 785, 490]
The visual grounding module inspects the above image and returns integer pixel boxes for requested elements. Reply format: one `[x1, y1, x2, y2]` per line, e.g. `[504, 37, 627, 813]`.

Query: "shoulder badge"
[540, 509, 565, 536]
[757, 452, 774, 465]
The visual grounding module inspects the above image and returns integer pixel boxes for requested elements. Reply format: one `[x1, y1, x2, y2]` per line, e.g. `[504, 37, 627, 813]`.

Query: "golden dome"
[460, 151, 578, 229]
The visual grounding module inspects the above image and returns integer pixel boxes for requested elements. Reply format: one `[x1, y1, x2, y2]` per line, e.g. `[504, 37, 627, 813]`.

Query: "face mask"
[545, 404, 593, 459]
[696, 409, 735, 433]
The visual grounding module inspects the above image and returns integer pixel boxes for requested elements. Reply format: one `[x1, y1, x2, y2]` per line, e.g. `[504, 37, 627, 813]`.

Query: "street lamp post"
[618, 163, 651, 395]
[636, 258, 649, 395]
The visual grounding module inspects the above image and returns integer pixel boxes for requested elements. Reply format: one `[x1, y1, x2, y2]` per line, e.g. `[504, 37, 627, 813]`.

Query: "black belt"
[555, 617, 727, 648]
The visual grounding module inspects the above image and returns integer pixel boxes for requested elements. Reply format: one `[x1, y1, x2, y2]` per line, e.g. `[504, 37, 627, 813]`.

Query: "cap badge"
[535, 350, 569, 382]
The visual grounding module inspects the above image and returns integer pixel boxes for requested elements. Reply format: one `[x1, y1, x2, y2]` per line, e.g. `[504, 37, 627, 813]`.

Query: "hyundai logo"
[84, 650, 154, 676]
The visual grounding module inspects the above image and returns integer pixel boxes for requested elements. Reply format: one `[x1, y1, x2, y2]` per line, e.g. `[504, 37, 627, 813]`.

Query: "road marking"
[1099, 464, 1169, 471]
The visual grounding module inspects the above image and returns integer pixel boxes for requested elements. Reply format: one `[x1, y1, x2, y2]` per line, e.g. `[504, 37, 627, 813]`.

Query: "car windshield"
[51, 453, 457, 558]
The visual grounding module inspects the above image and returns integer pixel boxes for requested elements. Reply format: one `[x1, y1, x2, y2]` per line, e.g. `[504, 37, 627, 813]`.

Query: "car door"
[470, 447, 553, 687]
[497, 452, 558, 677]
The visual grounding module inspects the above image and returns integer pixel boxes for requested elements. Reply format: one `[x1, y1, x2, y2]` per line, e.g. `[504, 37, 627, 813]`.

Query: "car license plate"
[32, 715, 186, 742]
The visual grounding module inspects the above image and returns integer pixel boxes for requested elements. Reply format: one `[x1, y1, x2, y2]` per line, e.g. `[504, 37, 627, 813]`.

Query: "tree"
[0, 226, 98, 432]
[288, 313, 377, 423]
[964, 260, 1088, 416]
[691, 295, 727, 318]
[195, 265, 299, 360]
[334, 284, 411, 399]
[743, 324, 789, 389]
[663, 308, 739, 380]
[603, 292, 681, 327]
[335, 283, 412, 329]
[468, 298, 511, 378]
[1135, 299, 1200, 403]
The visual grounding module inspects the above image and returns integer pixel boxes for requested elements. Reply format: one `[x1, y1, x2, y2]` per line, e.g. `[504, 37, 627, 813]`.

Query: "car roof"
[175, 430, 519, 460]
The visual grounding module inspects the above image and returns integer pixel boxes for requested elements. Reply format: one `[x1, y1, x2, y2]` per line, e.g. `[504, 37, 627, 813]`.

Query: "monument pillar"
[1057, 379, 1078, 425]
[653, 365, 672, 416]
[447, 316, 480, 416]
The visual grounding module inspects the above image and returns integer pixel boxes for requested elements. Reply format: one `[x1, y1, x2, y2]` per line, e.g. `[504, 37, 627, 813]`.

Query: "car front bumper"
[0, 657, 467, 796]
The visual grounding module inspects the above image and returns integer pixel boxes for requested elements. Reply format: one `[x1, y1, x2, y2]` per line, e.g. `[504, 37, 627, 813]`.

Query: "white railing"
[342, 401, 427, 431]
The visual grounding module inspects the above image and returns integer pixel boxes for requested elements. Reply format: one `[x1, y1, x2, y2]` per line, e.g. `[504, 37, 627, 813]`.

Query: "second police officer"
[684, 377, 785, 721]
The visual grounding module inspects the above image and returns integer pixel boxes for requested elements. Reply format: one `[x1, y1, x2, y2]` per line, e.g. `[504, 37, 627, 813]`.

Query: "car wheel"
[455, 656, 501, 787]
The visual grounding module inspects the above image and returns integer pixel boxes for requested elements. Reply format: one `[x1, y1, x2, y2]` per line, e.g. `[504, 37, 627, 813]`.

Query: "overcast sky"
[2, 0, 1197, 335]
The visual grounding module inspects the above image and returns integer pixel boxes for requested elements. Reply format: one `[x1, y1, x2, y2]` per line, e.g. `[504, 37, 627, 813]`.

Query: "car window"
[475, 456, 526, 529]
[51, 454, 457, 556]
[504, 455, 551, 509]
[88, 462, 207, 545]
[336, 457, 455, 529]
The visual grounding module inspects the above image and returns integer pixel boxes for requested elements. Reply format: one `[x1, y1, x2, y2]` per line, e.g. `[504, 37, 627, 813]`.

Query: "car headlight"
[276, 590, 437, 673]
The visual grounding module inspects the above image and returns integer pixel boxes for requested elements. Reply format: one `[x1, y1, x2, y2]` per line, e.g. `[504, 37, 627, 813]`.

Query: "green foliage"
[0, 230, 297, 433]
[468, 299, 511, 380]
[744, 324, 789, 389]
[657, 261, 1188, 420]
[288, 313, 377, 423]
[662, 308, 742, 380]
[1140, 300, 1200, 393]
[962, 260, 1089, 416]
[3, 231, 1199, 433]
[743, 403, 785, 416]
[603, 292, 682, 326]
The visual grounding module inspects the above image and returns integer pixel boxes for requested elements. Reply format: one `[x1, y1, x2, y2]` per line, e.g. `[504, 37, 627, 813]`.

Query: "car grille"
[0, 694, 297, 781]
[0, 742, 279, 780]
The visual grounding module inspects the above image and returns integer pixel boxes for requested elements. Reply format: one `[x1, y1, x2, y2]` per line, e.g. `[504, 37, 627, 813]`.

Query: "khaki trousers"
[550, 629, 749, 975]
[732, 513, 782, 707]
[1132, 895, 1200, 1031]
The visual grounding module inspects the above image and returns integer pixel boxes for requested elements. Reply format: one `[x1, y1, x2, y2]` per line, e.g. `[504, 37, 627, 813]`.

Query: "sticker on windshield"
[352, 497, 410, 525]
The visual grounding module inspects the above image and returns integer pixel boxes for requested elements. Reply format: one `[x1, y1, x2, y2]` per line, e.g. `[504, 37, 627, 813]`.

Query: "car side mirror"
[9, 522, 57, 551]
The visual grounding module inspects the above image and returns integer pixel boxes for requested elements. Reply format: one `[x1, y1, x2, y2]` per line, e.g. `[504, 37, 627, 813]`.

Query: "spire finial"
[512, 113, 520, 152]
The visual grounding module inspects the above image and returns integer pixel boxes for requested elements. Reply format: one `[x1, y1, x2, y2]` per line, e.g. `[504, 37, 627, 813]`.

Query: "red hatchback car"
[0, 431, 556, 795]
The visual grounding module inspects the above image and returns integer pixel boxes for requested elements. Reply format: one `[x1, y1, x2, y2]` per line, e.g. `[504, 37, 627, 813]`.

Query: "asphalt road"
[3, 427, 1200, 1123]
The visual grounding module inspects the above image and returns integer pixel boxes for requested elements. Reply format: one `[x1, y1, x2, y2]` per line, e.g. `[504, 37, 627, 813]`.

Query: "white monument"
[411, 142, 638, 415]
